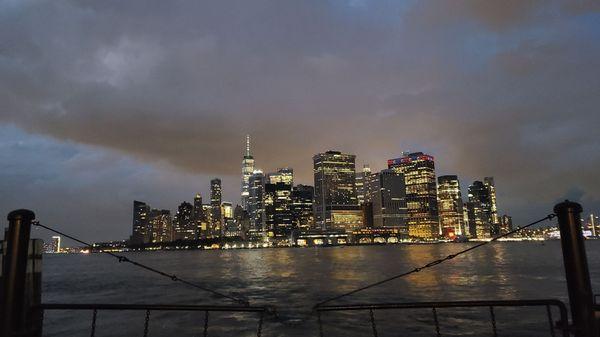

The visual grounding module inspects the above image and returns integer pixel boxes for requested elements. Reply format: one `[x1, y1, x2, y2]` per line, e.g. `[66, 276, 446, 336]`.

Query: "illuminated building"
[267, 167, 294, 185]
[356, 165, 373, 205]
[500, 214, 513, 234]
[174, 202, 194, 240]
[369, 169, 407, 236]
[202, 204, 212, 235]
[264, 182, 294, 237]
[149, 209, 172, 242]
[313, 150, 359, 230]
[234, 205, 250, 238]
[131, 200, 151, 244]
[437, 175, 465, 238]
[193, 193, 206, 239]
[210, 178, 223, 236]
[248, 170, 266, 233]
[291, 184, 314, 230]
[51, 236, 61, 253]
[330, 209, 363, 233]
[240, 135, 254, 211]
[484, 177, 500, 235]
[467, 181, 493, 238]
[388, 152, 439, 239]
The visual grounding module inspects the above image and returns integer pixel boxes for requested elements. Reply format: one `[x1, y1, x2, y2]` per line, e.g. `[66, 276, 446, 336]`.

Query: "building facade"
[210, 178, 223, 236]
[437, 175, 465, 238]
[241, 135, 254, 211]
[131, 200, 151, 244]
[369, 169, 407, 236]
[291, 184, 314, 231]
[388, 152, 439, 239]
[174, 201, 194, 240]
[467, 180, 493, 239]
[248, 170, 266, 233]
[313, 151, 359, 230]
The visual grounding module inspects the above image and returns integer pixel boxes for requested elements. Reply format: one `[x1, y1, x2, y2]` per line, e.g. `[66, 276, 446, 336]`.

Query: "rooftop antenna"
[245, 134, 251, 157]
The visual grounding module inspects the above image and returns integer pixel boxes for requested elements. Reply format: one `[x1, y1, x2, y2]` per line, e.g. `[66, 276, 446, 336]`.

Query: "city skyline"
[1, 1, 599, 244]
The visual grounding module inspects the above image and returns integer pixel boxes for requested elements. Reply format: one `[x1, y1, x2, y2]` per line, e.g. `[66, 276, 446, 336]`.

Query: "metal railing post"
[554, 201, 598, 337]
[1, 209, 36, 337]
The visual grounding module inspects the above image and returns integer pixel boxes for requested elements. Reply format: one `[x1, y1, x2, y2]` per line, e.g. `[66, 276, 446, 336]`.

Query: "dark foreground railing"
[39, 303, 267, 337]
[316, 299, 570, 337]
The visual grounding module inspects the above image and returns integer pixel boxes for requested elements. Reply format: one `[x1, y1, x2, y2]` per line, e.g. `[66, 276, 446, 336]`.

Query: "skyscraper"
[467, 180, 493, 239]
[264, 181, 294, 238]
[241, 135, 255, 211]
[248, 170, 266, 233]
[174, 202, 194, 240]
[210, 178, 222, 236]
[369, 169, 407, 235]
[131, 200, 151, 244]
[437, 175, 465, 238]
[388, 152, 439, 239]
[51, 236, 61, 253]
[356, 164, 373, 205]
[313, 151, 359, 230]
[193, 193, 206, 239]
[149, 209, 172, 242]
[484, 177, 499, 235]
[291, 184, 315, 231]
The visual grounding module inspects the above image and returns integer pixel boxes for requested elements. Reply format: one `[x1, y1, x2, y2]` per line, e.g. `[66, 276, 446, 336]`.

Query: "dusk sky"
[1, 0, 599, 243]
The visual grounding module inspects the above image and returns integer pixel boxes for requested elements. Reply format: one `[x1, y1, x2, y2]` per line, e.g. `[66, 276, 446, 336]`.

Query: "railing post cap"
[7, 209, 36, 222]
[553, 200, 583, 214]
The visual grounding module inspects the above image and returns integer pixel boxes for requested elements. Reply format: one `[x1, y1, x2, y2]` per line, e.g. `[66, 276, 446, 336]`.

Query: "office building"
[467, 181, 493, 239]
[356, 164, 373, 205]
[313, 150, 359, 230]
[174, 201, 194, 240]
[484, 177, 500, 235]
[291, 184, 315, 231]
[248, 170, 266, 233]
[264, 182, 294, 237]
[210, 178, 223, 236]
[241, 135, 255, 211]
[51, 236, 61, 253]
[131, 200, 151, 245]
[437, 175, 465, 237]
[388, 152, 439, 239]
[368, 169, 407, 235]
[149, 209, 173, 243]
[267, 167, 294, 185]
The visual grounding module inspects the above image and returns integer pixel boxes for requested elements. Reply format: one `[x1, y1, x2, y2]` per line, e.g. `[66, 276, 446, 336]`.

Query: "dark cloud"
[1, 0, 599, 240]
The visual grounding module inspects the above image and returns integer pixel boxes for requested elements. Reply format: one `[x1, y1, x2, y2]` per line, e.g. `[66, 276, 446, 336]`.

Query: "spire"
[245, 134, 251, 157]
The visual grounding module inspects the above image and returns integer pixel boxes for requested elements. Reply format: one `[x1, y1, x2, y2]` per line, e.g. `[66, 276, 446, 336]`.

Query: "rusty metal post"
[1, 209, 36, 337]
[554, 201, 598, 337]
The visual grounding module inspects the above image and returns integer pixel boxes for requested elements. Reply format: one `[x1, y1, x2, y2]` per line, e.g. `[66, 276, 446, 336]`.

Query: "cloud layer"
[1, 0, 600, 241]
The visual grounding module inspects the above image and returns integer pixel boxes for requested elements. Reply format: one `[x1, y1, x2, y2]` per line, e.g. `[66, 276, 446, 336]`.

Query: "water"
[42, 241, 600, 336]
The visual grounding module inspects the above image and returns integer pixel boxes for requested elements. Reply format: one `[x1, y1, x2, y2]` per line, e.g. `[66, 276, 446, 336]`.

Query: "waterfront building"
[174, 201, 194, 240]
[500, 214, 513, 234]
[210, 178, 223, 236]
[234, 205, 250, 238]
[369, 169, 407, 236]
[356, 165, 373, 205]
[437, 175, 465, 238]
[291, 184, 315, 231]
[131, 200, 151, 244]
[149, 209, 172, 242]
[193, 193, 206, 239]
[201, 204, 212, 236]
[330, 209, 363, 233]
[484, 177, 500, 235]
[264, 182, 294, 237]
[240, 135, 255, 211]
[248, 170, 266, 233]
[388, 152, 439, 239]
[51, 236, 61, 253]
[313, 150, 359, 230]
[467, 181, 493, 239]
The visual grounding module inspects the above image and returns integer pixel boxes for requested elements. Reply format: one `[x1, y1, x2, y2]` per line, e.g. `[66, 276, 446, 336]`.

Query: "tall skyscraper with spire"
[241, 135, 255, 211]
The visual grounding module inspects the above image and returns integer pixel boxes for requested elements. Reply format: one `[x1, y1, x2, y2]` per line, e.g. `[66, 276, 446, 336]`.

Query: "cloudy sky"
[1, 0, 599, 244]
